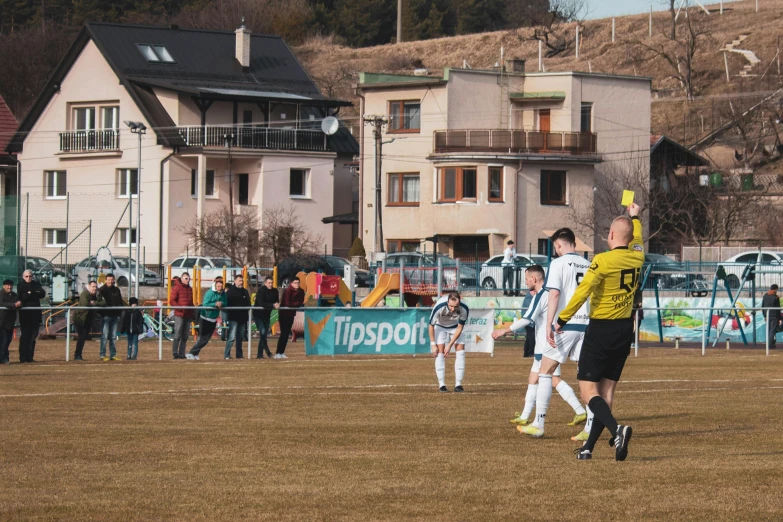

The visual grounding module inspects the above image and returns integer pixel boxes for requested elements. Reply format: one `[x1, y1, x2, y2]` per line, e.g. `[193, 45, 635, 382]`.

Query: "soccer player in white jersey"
[428, 291, 469, 392]
[492, 265, 586, 431]
[517, 229, 591, 438]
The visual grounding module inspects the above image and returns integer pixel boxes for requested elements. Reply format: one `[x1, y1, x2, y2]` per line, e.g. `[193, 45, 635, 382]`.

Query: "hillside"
[296, 0, 783, 145]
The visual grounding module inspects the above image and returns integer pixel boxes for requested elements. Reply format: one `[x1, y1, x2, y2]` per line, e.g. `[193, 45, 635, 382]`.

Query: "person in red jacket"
[170, 272, 195, 359]
[276, 278, 304, 359]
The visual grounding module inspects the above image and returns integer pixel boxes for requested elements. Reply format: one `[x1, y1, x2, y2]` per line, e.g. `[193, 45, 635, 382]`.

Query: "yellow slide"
[338, 280, 353, 306]
[360, 273, 400, 307]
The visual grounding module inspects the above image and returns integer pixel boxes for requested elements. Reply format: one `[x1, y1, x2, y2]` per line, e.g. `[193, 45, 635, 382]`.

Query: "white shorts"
[434, 325, 466, 346]
[531, 356, 562, 376]
[541, 330, 585, 364]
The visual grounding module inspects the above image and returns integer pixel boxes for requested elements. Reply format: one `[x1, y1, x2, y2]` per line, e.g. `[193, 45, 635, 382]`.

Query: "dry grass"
[296, 0, 783, 141]
[1, 339, 782, 520]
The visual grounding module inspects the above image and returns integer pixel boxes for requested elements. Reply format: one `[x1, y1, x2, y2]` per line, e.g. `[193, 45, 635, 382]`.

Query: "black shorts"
[577, 318, 634, 382]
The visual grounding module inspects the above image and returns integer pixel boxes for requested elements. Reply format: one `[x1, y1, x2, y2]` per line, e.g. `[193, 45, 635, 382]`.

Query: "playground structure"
[360, 262, 460, 307]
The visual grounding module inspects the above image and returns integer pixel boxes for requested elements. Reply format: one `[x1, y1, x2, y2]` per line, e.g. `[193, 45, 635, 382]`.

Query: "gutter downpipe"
[159, 149, 176, 267]
[16, 161, 21, 256]
[515, 160, 523, 249]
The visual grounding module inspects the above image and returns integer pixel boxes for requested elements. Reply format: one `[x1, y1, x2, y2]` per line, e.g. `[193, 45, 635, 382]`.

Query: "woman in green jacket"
[186, 278, 227, 360]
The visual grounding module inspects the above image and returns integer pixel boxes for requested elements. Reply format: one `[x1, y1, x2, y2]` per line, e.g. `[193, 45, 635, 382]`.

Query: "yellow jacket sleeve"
[629, 217, 644, 261]
[557, 257, 606, 326]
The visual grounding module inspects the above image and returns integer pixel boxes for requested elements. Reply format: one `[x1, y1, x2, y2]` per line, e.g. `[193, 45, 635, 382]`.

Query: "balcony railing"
[433, 129, 598, 155]
[59, 130, 120, 153]
[178, 125, 328, 152]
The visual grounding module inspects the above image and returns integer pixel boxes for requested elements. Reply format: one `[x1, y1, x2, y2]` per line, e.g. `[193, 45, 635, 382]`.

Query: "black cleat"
[439, 386, 449, 393]
[454, 385, 464, 393]
[615, 425, 632, 461]
[608, 435, 616, 447]
[74, 355, 83, 361]
[574, 447, 592, 460]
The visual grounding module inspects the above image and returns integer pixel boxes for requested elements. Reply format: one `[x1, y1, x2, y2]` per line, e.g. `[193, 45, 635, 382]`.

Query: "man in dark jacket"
[276, 278, 305, 359]
[18, 270, 46, 363]
[73, 281, 105, 361]
[253, 276, 279, 359]
[224, 274, 250, 359]
[762, 284, 781, 348]
[169, 272, 195, 359]
[98, 273, 124, 361]
[0, 279, 20, 364]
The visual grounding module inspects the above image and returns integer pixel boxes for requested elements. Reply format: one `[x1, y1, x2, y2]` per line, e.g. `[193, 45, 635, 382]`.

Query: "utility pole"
[397, 0, 403, 43]
[363, 116, 388, 256]
[224, 133, 235, 263]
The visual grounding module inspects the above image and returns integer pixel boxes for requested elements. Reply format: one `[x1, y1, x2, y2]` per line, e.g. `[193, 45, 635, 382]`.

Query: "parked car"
[276, 254, 331, 288]
[72, 255, 162, 288]
[0, 255, 70, 287]
[167, 256, 258, 287]
[644, 253, 708, 296]
[723, 251, 783, 289]
[478, 254, 549, 290]
[383, 252, 478, 289]
[323, 255, 371, 288]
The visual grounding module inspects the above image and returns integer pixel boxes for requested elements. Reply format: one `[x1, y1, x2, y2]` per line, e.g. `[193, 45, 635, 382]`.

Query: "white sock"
[455, 351, 465, 386]
[584, 406, 594, 434]
[533, 374, 552, 430]
[522, 384, 538, 420]
[556, 380, 586, 415]
[435, 354, 446, 387]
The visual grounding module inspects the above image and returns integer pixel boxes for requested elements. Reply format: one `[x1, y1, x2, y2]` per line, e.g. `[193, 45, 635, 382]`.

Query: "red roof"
[0, 95, 18, 157]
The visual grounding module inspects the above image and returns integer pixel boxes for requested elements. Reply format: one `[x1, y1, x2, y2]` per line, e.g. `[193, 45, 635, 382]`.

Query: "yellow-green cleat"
[509, 412, 529, 426]
[568, 412, 587, 426]
[517, 424, 544, 438]
[570, 430, 589, 442]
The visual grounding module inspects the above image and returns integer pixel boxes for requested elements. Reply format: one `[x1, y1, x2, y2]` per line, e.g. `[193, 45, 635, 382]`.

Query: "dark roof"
[328, 126, 359, 155]
[0, 95, 17, 164]
[8, 22, 353, 152]
[650, 135, 708, 167]
[322, 211, 358, 225]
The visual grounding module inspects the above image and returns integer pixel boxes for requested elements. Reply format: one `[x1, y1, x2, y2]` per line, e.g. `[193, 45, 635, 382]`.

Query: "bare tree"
[522, 0, 587, 58]
[259, 204, 324, 266]
[179, 205, 261, 266]
[661, 0, 677, 39]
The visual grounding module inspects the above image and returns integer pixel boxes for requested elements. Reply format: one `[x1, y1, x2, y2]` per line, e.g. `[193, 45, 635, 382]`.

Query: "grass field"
[1, 339, 782, 521]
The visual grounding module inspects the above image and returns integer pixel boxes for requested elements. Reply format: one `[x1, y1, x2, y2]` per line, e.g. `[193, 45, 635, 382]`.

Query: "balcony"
[59, 130, 120, 153]
[177, 125, 328, 152]
[433, 129, 597, 155]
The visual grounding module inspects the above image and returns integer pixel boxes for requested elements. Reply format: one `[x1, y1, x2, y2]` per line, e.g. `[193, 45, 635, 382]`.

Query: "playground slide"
[360, 273, 400, 308]
[337, 280, 352, 307]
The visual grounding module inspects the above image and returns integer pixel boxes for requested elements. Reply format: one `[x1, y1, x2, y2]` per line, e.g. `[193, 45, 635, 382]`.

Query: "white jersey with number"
[545, 253, 591, 332]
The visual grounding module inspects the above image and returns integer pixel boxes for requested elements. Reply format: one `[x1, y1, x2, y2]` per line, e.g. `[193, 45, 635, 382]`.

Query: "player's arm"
[557, 259, 606, 327]
[628, 203, 644, 261]
[545, 288, 560, 347]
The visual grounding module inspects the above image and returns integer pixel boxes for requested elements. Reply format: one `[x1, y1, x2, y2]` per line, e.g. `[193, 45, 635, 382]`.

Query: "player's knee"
[552, 376, 562, 387]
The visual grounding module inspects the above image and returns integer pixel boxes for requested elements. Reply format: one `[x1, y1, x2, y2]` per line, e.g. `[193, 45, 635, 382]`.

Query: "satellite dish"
[321, 116, 339, 136]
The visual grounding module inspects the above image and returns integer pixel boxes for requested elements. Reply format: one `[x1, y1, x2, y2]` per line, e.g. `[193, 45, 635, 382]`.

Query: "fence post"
[65, 308, 71, 361]
[766, 309, 770, 356]
[634, 309, 639, 357]
[248, 308, 253, 359]
[158, 306, 163, 360]
[701, 309, 706, 355]
[437, 258, 443, 296]
[400, 259, 405, 308]
[612, 17, 615, 43]
[456, 259, 461, 293]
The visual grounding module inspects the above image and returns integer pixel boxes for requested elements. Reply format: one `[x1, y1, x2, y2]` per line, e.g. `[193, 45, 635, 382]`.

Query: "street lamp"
[124, 120, 146, 298]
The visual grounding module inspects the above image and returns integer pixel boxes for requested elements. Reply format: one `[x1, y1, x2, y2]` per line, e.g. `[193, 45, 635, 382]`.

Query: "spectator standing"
[502, 240, 517, 297]
[169, 272, 195, 359]
[73, 281, 105, 361]
[224, 274, 250, 359]
[276, 278, 304, 359]
[761, 284, 781, 349]
[0, 279, 20, 364]
[98, 273, 124, 361]
[187, 279, 227, 360]
[253, 276, 279, 359]
[18, 270, 46, 363]
[119, 297, 145, 360]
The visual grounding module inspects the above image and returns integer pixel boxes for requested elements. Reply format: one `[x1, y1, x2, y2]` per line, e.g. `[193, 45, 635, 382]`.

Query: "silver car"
[479, 254, 548, 290]
[72, 255, 162, 288]
[167, 256, 259, 286]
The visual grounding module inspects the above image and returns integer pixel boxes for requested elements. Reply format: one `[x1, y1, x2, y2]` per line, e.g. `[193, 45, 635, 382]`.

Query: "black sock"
[583, 416, 605, 452]
[588, 396, 618, 438]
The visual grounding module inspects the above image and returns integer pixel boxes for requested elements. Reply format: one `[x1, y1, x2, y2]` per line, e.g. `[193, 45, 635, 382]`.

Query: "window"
[45, 171, 67, 199]
[388, 173, 420, 206]
[538, 238, 551, 256]
[438, 167, 477, 202]
[290, 169, 309, 197]
[73, 107, 95, 131]
[387, 241, 420, 254]
[540, 170, 566, 205]
[118, 169, 138, 198]
[489, 167, 503, 202]
[238, 174, 249, 205]
[243, 110, 253, 125]
[181, 257, 197, 268]
[137, 44, 175, 63]
[118, 228, 137, 247]
[102, 106, 120, 130]
[388, 100, 421, 132]
[45, 229, 67, 247]
[190, 169, 216, 197]
[581, 103, 593, 133]
[170, 259, 183, 268]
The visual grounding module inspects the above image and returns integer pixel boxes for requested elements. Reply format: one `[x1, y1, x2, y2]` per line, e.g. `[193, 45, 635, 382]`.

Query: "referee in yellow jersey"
[554, 203, 644, 461]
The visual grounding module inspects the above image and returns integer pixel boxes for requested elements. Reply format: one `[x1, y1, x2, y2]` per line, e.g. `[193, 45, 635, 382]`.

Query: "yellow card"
[621, 190, 634, 207]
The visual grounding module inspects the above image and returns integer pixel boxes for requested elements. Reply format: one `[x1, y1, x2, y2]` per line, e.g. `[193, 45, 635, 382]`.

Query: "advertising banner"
[304, 308, 496, 356]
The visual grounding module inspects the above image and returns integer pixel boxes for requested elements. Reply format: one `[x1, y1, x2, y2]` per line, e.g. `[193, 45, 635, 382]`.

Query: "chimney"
[508, 59, 526, 73]
[235, 19, 250, 69]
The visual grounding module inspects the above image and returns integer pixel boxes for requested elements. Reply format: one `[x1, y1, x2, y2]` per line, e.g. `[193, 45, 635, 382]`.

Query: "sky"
[584, 0, 741, 20]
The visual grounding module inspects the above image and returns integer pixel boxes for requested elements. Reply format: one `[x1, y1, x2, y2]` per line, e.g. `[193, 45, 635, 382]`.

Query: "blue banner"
[304, 309, 432, 355]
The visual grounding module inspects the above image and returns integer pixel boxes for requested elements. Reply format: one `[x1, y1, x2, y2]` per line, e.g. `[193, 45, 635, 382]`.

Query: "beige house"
[7, 22, 358, 269]
[356, 64, 651, 261]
